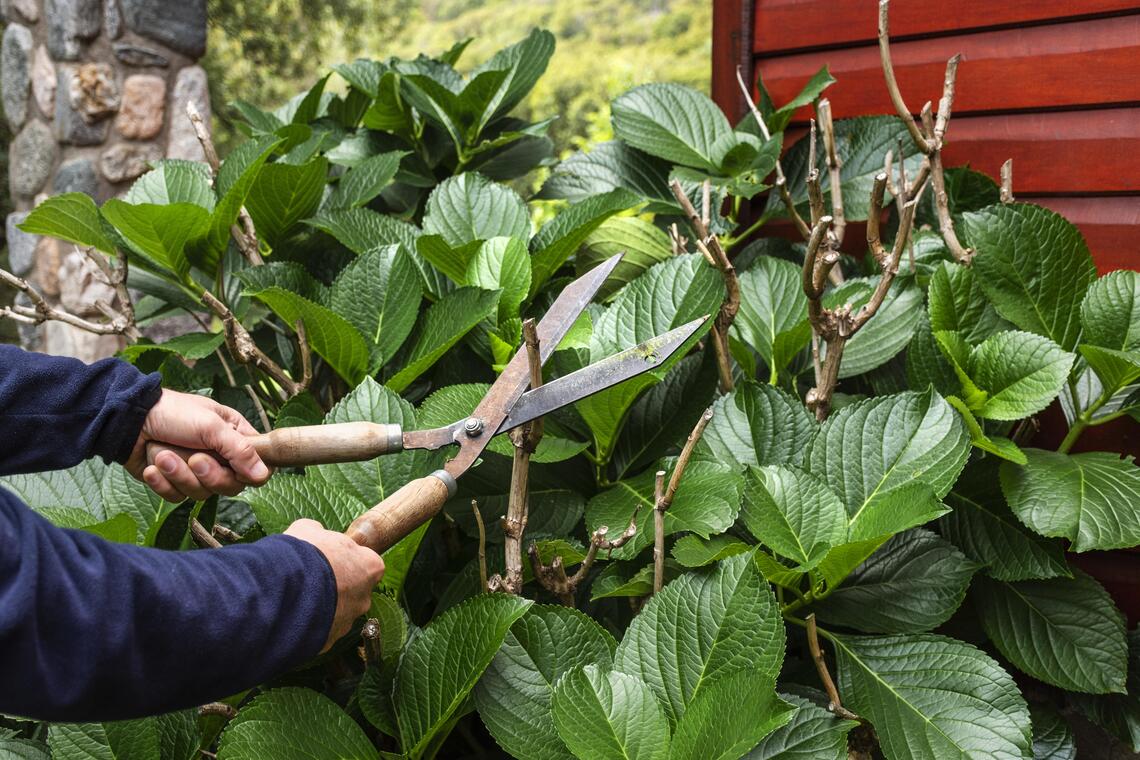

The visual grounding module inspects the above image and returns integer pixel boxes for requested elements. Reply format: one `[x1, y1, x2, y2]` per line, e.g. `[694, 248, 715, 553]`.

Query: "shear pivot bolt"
[464, 417, 484, 436]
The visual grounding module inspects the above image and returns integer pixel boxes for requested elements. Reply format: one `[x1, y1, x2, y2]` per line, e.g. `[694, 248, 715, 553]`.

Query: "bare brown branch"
[190, 518, 223, 549]
[201, 290, 300, 399]
[878, 0, 930, 153]
[473, 499, 489, 594]
[1000, 159, 1014, 203]
[807, 614, 860, 721]
[817, 99, 846, 246]
[0, 265, 137, 339]
[653, 470, 667, 594]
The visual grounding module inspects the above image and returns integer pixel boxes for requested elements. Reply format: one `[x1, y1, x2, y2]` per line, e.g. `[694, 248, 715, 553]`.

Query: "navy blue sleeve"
[0, 345, 163, 474]
[0, 489, 337, 722]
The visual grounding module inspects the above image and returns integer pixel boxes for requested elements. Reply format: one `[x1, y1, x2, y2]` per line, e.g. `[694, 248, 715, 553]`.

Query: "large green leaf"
[585, 459, 743, 561]
[0, 460, 107, 514]
[539, 140, 674, 207]
[551, 665, 670, 760]
[770, 115, 924, 221]
[385, 286, 500, 392]
[815, 529, 979, 633]
[733, 257, 810, 379]
[205, 136, 282, 267]
[939, 460, 1071, 581]
[394, 594, 532, 757]
[312, 378, 440, 505]
[577, 216, 673, 302]
[330, 245, 421, 373]
[470, 28, 555, 121]
[101, 200, 207, 279]
[528, 188, 639, 296]
[972, 571, 1127, 694]
[1070, 628, 1140, 752]
[124, 160, 215, 209]
[671, 534, 752, 567]
[0, 737, 49, 759]
[422, 172, 530, 247]
[824, 276, 923, 379]
[669, 670, 794, 760]
[50, 712, 198, 760]
[741, 465, 846, 572]
[928, 261, 1010, 345]
[245, 285, 369, 383]
[1082, 270, 1140, 352]
[466, 237, 531, 322]
[217, 688, 377, 759]
[614, 553, 785, 724]
[611, 83, 735, 171]
[245, 158, 328, 247]
[699, 382, 817, 470]
[963, 203, 1097, 351]
[906, 312, 958, 397]
[330, 150, 403, 209]
[19, 193, 117, 253]
[241, 474, 365, 534]
[306, 207, 420, 255]
[475, 605, 617, 760]
[1030, 705, 1076, 760]
[745, 690, 857, 760]
[834, 633, 1032, 759]
[1000, 449, 1140, 552]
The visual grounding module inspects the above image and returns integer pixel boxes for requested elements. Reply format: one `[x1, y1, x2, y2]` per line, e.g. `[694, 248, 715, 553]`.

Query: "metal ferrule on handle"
[345, 470, 457, 553]
[250, 422, 403, 467]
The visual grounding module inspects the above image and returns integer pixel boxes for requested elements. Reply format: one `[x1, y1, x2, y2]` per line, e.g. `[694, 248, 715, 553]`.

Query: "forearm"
[0, 346, 161, 474]
[0, 491, 336, 722]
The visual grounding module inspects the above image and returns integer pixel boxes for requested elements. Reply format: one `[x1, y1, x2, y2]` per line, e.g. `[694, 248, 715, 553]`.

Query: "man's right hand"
[284, 519, 385, 652]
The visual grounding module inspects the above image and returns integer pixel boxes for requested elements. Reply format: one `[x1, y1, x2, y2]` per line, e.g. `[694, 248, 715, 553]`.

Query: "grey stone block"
[9, 119, 55, 196]
[120, 0, 204, 58]
[54, 67, 108, 145]
[10, 0, 39, 22]
[1, 24, 32, 131]
[103, 0, 120, 38]
[5, 211, 37, 276]
[166, 65, 208, 161]
[53, 157, 97, 196]
[112, 43, 169, 68]
[46, 0, 101, 61]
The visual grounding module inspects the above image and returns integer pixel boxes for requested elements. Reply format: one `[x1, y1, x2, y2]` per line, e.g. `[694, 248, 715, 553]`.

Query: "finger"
[284, 518, 324, 539]
[203, 417, 271, 486]
[142, 465, 188, 503]
[154, 449, 213, 501]
[215, 403, 261, 437]
[186, 453, 246, 497]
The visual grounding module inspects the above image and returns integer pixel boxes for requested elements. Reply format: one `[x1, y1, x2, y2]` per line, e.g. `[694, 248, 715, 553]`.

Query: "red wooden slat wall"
[712, 0, 1140, 272]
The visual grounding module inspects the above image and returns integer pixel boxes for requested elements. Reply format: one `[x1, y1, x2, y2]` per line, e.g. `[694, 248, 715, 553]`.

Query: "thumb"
[203, 416, 271, 484]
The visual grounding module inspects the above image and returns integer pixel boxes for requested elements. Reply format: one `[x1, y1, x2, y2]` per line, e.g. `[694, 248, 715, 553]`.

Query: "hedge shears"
[174, 254, 706, 553]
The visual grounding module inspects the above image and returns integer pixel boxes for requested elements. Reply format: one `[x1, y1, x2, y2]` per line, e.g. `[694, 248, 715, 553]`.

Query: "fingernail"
[158, 456, 177, 475]
[251, 462, 270, 481]
[191, 460, 209, 477]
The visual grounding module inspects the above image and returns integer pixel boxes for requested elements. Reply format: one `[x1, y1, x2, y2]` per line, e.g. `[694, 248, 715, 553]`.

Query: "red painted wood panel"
[756, 16, 1140, 120]
[1034, 197, 1140, 274]
[713, 0, 748, 123]
[754, 0, 1140, 55]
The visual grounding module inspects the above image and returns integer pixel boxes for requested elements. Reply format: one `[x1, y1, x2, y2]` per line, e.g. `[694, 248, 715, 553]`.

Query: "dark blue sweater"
[0, 345, 337, 721]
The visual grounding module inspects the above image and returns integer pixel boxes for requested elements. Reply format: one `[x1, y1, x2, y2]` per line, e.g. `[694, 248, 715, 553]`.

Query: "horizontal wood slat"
[1034, 197, 1140, 274]
[756, 16, 1140, 120]
[754, 0, 1140, 55]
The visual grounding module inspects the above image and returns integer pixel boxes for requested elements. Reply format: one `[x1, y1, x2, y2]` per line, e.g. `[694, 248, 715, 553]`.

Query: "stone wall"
[1, 0, 206, 359]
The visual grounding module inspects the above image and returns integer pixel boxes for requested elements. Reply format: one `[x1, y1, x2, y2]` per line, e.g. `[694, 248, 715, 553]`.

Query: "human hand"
[125, 389, 272, 501]
[285, 518, 385, 652]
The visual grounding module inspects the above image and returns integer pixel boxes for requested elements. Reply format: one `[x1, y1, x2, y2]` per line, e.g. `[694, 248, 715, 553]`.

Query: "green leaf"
[577, 216, 673, 302]
[418, 383, 587, 464]
[1082, 270, 1140, 352]
[474, 605, 617, 760]
[307, 207, 420, 255]
[612, 83, 736, 171]
[957, 330, 1074, 420]
[815, 529, 979, 633]
[944, 395, 1028, 464]
[205, 136, 282, 268]
[101, 200, 208, 279]
[741, 465, 846, 572]
[964, 203, 1098, 351]
[124, 160, 215, 209]
[824, 276, 923, 379]
[0, 737, 49, 759]
[906, 312, 958, 398]
[245, 158, 328, 247]
[815, 536, 891, 592]
[528, 189, 639, 296]
[422, 172, 530, 247]
[1070, 629, 1140, 751]
[386, 286, 500, 392]
[1079, 345, 1140, 394]
[445, 489, 585, 544]
[470, 28, 555, 121]
[330, 245, 421, 373]
[972, 571, 1127, 694]
[699, 382, 817, 470]
[939, 460, 1071, 582]
[118, 332, 224, 364]
[585, 460, 743, 561]
[590, 561, 681, 600]
[551, 665, 670, 760]
[539, 140, 673, 207]
[331, 150, 403, 209]
[915, 167, 1001, 229]
[49, 720, 162, 760]
[312, 378, 440, 506]
[771, 115, 924, 221]
[834, 633, 1032, 759]
[733, 257, 810, 378]
[745, 690, 857, 760]
[19, 193, 117, 253]
[467, 237, 531, 322]
[1000, 449, 1140, 552]
[241, 474, 365, 534]
[236, 261, 327, 303]
[246, 286, 369, 383]
[804, 390, 969, 533]
[395, 594, 532, 757]
[1030, 705, 1076, 760]
[614, 553, 785, 724]
[928, 261, 1010, 345]
[217, 687, 377, 759]
[0, 460, 107, 514]
[671, 534, 752, 568]
[669, 669, 795, 760]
